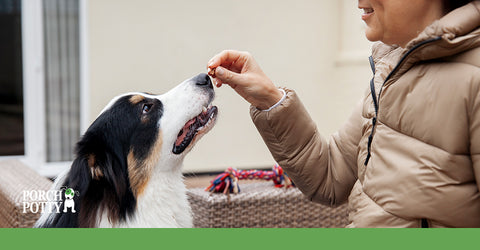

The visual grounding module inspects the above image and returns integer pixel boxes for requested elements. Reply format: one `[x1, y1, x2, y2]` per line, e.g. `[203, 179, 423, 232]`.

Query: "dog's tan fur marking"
[127, 131, 163, 197]
[129, 95, 145, 105]
[87, 154, 104, 180]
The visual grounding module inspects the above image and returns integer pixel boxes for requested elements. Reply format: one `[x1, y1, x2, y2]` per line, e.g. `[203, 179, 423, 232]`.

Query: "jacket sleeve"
[250, 88, 363, 206]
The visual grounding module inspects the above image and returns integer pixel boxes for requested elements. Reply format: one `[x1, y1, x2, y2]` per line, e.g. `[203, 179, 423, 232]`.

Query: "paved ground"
[184, 174, 218, 189]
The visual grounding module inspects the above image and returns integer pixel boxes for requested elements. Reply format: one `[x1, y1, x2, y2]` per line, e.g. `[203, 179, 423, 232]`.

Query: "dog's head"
[42, 73, 217, 227]
[96, 72, 218, 166]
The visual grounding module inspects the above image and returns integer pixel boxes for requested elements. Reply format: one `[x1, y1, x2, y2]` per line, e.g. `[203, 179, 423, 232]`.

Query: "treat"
[207, 67, 216, 78]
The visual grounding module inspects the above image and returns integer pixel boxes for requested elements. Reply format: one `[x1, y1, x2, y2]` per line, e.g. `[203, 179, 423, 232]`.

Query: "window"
[0, 0, 87, 177]
[43, 0, 81, 162]
[0, 0, 24, 157]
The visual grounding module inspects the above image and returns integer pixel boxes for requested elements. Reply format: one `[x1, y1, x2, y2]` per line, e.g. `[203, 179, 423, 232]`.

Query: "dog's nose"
[193, 73, 213, 88]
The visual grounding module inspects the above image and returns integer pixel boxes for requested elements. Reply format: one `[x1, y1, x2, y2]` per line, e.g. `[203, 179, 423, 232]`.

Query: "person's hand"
[207, 50, 284, 110]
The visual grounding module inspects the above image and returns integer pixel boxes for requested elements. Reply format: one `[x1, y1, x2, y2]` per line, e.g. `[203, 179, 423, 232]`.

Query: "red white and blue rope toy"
[205, 164, 294, 194]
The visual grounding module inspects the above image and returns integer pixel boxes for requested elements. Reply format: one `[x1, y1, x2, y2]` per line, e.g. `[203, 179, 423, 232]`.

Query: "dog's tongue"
[175, 118, 196, 147]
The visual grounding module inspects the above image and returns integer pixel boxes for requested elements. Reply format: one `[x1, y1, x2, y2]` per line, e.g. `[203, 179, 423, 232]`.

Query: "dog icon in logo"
[63, 188, 76, 213]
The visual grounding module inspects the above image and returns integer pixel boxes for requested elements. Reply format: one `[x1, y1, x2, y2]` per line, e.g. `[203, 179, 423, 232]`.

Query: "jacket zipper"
[377, 37, 442, 101]
[421, 218, 430, 228]
[364, 37, 442, 166]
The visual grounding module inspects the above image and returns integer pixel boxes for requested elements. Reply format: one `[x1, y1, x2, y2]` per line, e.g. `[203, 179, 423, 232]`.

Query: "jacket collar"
[371, 2, 480, 83]
[407, 1, 480, 50]
[405, 1, 480, 60]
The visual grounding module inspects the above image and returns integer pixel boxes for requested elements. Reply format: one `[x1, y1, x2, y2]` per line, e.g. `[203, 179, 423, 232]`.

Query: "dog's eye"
[142, 104, 152, 114]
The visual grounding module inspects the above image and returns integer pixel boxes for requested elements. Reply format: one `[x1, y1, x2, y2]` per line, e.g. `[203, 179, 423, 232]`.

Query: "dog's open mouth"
[173, 105, 218, 154]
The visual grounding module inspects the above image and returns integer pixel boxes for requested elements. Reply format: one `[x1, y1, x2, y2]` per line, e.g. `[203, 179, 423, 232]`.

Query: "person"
[207, 0, 480, 228]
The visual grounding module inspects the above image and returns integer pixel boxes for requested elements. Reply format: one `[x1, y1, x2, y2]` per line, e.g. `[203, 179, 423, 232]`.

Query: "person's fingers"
[213, 78, 223, 88]
[213, 75, 229, 88]
[208, 50, 249, 73]
[208, 50, 240, 68]
[214, 66, 245, 86]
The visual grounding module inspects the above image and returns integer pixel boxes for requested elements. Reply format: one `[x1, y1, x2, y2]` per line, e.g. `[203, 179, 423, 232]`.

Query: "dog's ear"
[40, 155, 92, 228]
[78, 145, 136, 226]
[72, 150, 110, 228]
[50, 149, 135, 227]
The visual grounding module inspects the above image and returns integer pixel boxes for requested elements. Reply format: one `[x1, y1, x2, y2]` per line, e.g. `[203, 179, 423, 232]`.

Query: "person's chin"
[364, 27, 382, 43]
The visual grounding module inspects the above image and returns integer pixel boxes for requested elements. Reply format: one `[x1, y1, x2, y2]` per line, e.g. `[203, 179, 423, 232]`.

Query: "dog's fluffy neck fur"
[99, 161, 192, 228]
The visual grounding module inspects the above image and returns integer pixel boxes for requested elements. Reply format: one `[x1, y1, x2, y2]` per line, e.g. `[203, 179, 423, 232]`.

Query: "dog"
[35, 73, 217, 228]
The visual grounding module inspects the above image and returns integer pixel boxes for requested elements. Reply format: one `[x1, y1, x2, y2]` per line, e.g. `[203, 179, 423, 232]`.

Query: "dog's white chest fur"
[99, 169, 192, 228]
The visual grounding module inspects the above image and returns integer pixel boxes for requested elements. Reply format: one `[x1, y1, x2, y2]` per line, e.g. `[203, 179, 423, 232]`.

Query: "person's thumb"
[215, 66, 243, 85]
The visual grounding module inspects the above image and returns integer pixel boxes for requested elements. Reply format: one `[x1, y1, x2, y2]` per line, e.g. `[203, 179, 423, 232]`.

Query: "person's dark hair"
[443, 0, 475, 13]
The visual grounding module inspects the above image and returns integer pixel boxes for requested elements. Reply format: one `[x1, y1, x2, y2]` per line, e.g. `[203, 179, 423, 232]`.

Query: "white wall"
[87, 0, 372, 173]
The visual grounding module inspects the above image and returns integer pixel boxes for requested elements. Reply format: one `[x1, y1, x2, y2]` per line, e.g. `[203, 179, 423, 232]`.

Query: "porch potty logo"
[22, 187, 79, 214]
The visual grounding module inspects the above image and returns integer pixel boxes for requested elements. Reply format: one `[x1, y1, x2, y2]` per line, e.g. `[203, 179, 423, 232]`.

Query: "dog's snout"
[193, 73, 213, 88]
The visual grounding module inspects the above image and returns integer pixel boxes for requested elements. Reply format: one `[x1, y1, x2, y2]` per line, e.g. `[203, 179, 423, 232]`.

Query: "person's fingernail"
[216, 67, 224, 76]
[208, 60, 215, 67]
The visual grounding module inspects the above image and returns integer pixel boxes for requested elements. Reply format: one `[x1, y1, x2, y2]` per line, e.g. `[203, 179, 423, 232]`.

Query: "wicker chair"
[188, 182, 348, 228]
[0, 160, 53, 228]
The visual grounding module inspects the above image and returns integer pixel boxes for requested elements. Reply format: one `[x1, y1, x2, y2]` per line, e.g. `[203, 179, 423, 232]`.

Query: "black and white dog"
[35, 73, 217, 228]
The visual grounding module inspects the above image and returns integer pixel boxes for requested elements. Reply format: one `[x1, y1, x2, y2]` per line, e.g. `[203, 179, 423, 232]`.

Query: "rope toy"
[205, 164, 294, 194]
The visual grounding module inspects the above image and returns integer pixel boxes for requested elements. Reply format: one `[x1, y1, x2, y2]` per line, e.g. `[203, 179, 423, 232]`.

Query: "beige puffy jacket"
[250, 2, 480, 228]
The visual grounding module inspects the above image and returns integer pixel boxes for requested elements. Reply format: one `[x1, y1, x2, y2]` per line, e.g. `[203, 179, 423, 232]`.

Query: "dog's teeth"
[202, 106, 207, 113]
